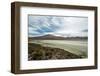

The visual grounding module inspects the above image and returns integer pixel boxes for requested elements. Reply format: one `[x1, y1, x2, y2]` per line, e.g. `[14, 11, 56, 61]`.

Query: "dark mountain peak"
[29, 34, 65, 40]
[29, 34, 88, 40]
[43, 34, 54, 37]
[36, 34, 61, 39]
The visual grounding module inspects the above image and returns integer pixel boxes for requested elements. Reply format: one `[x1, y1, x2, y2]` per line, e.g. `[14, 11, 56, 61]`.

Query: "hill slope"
[28, 43, 82, 60]
[29, 34, 88, 40]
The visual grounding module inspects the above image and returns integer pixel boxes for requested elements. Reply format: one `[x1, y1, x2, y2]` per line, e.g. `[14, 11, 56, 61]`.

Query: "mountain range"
[29, 34, 88, 40]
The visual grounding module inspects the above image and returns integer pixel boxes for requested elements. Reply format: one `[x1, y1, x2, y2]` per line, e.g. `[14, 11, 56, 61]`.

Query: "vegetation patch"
[28, 43, 82, 60]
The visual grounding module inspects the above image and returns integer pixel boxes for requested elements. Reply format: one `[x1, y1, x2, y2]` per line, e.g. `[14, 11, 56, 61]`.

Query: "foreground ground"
[28, 43, 83, 60]
[28, 40, 88, 60]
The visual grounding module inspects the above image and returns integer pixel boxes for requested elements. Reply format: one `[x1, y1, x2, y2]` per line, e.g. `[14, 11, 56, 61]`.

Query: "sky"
[28, 15, 88, 37]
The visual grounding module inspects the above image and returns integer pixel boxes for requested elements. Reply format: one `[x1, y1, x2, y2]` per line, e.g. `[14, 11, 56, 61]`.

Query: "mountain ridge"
[29, 34, 88, 40]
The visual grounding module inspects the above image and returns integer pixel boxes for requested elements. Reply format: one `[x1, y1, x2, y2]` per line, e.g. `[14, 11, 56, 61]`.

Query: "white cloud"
[28, 15, 88, 37]
[52, 17, 88, 37]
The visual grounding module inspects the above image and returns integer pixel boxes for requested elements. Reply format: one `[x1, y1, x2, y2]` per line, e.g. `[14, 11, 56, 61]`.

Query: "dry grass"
[28, 43, 82, 60]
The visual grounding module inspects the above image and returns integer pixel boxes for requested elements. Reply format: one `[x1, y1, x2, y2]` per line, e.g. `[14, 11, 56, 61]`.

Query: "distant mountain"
[29, 34, 88, 40]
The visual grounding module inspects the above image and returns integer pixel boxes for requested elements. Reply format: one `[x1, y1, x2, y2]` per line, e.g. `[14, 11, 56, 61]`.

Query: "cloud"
[28, 15, 88, 37]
